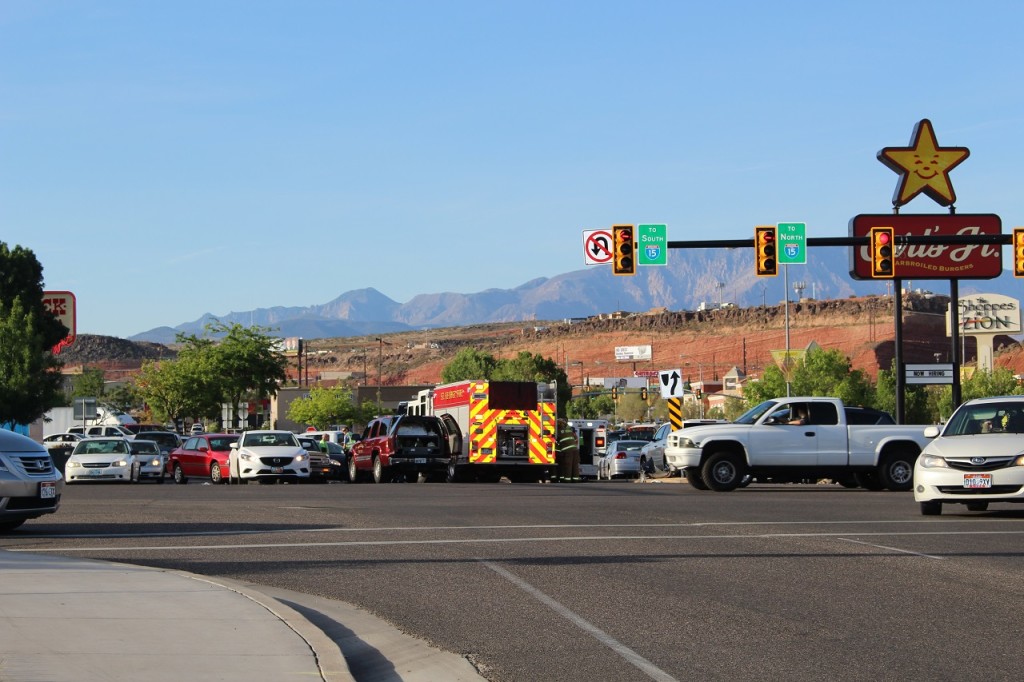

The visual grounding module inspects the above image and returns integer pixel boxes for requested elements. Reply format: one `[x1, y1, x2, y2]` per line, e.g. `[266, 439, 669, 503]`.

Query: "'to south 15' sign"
[42, 290, 76, 354]
[848, 214, 1002, 280]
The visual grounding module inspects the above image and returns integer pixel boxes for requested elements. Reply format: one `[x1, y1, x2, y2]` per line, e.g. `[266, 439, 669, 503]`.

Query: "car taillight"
[615, 452, 627, 459]
[595, 437, 605, 447]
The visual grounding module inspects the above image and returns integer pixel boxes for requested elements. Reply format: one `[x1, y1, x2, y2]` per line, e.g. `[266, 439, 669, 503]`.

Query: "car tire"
[966, 502, 989, 512]
[701, 451, 745, 492]
[920, 500, 942, 516]
[348, 457, 360, 484]
[878, 450, 916, 491]
[210, 462, 223, 485]
[173, 464, 188, 485]
[372, 456, 385, 484]
[686, 469, 709, 490]
[446, 461, 464, 483]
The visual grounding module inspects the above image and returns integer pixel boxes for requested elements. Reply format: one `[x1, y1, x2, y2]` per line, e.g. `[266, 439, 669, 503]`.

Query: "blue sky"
[4, 1, 1024, 338]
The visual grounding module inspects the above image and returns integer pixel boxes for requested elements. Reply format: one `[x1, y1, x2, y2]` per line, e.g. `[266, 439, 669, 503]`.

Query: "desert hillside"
[62, 294, 1024, 387]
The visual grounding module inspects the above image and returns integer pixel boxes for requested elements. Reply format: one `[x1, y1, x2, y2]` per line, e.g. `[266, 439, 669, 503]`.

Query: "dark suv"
[349, 415, 451, 483]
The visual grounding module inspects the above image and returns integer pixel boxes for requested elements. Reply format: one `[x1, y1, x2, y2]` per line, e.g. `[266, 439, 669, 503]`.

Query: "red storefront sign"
[848, 214, 1002, 280]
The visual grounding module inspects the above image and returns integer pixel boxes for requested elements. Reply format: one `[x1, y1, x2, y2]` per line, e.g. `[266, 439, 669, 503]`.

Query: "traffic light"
[1014, 228, 1024, 277]
[640, 387, 648, 401]
[612, 225, 635, 276]
[870, 226, 895, 278]
[754, 225, 777, 277]
[611, 386, 618, 400]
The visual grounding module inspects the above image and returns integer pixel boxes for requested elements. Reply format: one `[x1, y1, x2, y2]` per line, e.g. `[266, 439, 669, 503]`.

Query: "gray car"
[0, 430, 64, 532]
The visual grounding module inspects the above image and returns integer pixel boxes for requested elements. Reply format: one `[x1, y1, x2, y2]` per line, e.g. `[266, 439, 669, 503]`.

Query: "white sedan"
[228, 430, 310, 484]
[597, 440, 651, 480]
[914, 396, 1024, 515]
[64, 437, 135, 483]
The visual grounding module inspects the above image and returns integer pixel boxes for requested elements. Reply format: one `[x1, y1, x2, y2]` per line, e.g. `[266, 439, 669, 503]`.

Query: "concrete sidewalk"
[0, 550, 351, 682]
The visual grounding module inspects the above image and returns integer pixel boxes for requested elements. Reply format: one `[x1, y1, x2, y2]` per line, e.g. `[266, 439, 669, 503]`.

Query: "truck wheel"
[701, 451, 745, 492]
[446, 462, 465, 483]
[685, 469, 709, 490]
[372, 456, 386, 484]
[878, 450, 916, 491]
[920, 500, 942, 516]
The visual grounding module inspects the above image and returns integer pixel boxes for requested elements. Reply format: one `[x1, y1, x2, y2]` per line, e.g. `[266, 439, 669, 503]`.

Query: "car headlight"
[295, 454, 306, 462]
[113, 459, 128, 467]
[240, 452, 252, 461]
[918, 455, 949, 469]
[148, 457, 161, 467]
[1014, 455, 1024, 467]
[67, 461, 80, 468]
[675, 437, 696, 449]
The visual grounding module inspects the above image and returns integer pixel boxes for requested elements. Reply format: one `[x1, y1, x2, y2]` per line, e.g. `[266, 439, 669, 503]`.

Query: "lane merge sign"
[583, 229, 613, 265]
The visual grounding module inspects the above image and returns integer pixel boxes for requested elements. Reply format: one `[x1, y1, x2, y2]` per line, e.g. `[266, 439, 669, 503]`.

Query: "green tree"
[0, 243, 67, 425]
[135, 359, 195, 427]
[874, 369, 931, 424]
[744, 348, 874, 410]
[186, 321, 289, 429]
[287, 385, 356, 429]
[105, 382, 143, 416]
[72, 367, 105, 399]
[441, 348, 498, 383]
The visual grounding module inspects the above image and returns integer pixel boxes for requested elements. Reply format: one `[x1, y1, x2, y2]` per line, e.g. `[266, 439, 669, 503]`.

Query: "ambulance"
[566, 419, 609, 480]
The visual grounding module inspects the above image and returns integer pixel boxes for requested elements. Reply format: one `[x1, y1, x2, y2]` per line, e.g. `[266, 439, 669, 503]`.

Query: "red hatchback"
[167, 433, 239, 484]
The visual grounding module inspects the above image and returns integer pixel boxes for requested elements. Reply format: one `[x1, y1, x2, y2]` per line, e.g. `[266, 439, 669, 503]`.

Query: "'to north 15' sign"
[848, 214, 1002, 280]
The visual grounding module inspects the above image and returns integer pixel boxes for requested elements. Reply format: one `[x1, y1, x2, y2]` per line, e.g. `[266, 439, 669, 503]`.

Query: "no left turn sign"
[583, 229, 613, 265]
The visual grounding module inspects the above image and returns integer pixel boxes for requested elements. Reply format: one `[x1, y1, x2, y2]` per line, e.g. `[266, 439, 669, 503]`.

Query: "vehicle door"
[807, 403, 847, 466]
[747, 403, 818, 467]
[438, 413, 464, 459]
[177, 437, 201, 476]
[352, 421, 378, 470]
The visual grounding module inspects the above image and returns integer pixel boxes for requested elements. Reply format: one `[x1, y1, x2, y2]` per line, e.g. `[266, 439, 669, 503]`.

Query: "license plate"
[415, 458, 427, 464]
[40, 481, 56, 499]
[90, 469, 102, 476]
[964, 474, 992, 489]
[271, 467, 284, 474]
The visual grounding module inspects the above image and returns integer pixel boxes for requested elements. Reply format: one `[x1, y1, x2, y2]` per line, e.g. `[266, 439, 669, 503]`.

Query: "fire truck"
[407, 380, 558, 482]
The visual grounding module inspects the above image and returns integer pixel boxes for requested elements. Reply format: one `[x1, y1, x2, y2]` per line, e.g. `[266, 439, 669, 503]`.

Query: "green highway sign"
[777, 222, 806, 265]
[637, 223, 668, 266]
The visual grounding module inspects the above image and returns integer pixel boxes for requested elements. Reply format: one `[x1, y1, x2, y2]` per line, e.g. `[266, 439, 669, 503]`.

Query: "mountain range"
[131, 246, 1018, 343]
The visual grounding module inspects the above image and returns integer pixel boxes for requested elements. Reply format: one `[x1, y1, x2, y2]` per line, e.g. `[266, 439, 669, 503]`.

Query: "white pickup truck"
[663, 397, 934, 492]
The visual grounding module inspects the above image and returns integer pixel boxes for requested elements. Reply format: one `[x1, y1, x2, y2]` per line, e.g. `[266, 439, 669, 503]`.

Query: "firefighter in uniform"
[557, 419, 581, 482]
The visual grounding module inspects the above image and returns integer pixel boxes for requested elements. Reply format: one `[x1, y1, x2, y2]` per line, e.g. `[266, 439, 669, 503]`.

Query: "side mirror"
[924, 426, 940, 438]
[229, 442, 238, 449]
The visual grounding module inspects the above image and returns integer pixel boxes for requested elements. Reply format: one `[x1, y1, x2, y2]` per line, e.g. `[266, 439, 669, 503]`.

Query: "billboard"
[849, 214, 1002, 280]
[614, 345, 652, 362]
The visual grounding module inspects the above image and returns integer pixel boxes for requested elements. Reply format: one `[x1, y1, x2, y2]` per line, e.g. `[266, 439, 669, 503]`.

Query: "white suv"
[228, 430, 310, 483]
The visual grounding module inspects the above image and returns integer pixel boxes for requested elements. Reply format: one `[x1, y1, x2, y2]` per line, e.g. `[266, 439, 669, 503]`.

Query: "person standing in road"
[557, 419, 581, 482]
[340, 426, 354, 451]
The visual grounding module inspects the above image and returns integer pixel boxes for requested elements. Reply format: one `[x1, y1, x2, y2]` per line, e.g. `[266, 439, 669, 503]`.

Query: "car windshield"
[944, 401, 1024, 435]
[242, 433, 298, 447]
[75, 439, 129, 455]
[733, 400, 780, 425]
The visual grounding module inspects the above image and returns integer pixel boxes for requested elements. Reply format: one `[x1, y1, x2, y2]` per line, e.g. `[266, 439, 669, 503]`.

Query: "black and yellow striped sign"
[668, 398, 682, 430]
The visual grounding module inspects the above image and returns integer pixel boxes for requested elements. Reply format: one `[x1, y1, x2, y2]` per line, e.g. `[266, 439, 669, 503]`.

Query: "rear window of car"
[208, 436, 238, 450]
[130, 442, 161, 455]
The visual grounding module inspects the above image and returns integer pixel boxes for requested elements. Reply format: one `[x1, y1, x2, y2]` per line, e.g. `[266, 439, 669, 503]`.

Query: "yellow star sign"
[877, 119, 969, 208]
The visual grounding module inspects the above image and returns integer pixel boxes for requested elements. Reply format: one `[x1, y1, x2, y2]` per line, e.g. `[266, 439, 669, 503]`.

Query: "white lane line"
[837, 537, 945, 560]
[480, 560, 678, 682]
[7, 518, 989, 540]
[9, 529, 1024, 553]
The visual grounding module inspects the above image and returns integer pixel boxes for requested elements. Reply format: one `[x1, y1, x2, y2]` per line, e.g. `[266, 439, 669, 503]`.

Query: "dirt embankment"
[62, 294, 1024, 385]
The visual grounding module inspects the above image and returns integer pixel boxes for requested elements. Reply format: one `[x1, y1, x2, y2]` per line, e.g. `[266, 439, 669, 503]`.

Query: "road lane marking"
[9, 529, 1024, 553]
[837, 537, 945, 560]
[480, 560, 678, 682]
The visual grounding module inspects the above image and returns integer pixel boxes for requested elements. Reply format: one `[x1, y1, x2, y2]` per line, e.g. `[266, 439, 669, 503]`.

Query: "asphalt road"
[4, 478, 1024, 682]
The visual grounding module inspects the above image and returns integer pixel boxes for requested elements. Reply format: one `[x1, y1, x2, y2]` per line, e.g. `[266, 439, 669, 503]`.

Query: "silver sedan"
[597, 440, 650, 480]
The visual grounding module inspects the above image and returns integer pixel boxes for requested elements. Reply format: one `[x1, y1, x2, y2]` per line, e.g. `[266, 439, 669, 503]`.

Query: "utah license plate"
[40, 481, 56, 499]
[964, 474, 992, 489]
[271, 467, 284, 474]
[415, 458, 427, 464]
